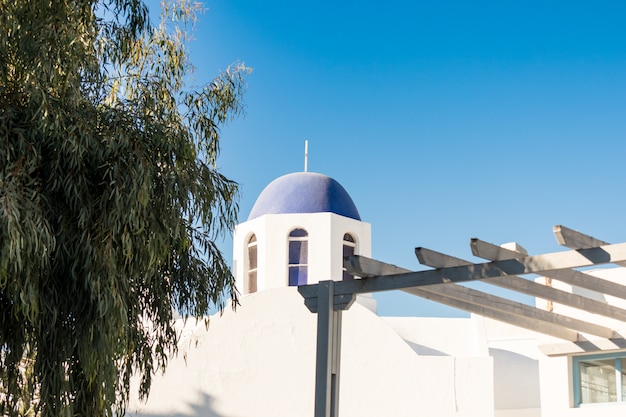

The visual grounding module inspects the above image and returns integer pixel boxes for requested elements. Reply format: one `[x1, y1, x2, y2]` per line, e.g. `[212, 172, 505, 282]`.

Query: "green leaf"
[0, 1, 248, 415]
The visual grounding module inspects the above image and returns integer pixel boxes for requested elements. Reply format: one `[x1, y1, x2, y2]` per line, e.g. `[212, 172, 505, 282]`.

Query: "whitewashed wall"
[535, 268, 626, 417]
[233, 213, 371, 292]
[128, 287, 494, 417]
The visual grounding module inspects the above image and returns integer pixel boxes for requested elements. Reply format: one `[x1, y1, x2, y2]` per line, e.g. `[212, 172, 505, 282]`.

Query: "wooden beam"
[470, 238, 524, 260]
[299, 242, 626, 300]
[415, 247, 468, 268]
[553, 225, 626, 268]
[344, 255, 408, 278]
[415, 247, 626, 321]
[490, 275, 626, 321]
[544, 269, 626, 300]
[418, 283, 614, 339]
[471, 238, 626, 300]
[304, 293, 355, 313]
[345, 256, 615, 341]
[539, 337, 626, 356]
[405, 287, 580, 341]
[554, 225, 608, 249]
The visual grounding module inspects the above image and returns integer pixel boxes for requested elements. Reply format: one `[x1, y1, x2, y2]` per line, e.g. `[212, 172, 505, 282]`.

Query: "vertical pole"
[304, 140, 309, 172]
[330, 308, 342, 417]
[314, 280, 342, 417]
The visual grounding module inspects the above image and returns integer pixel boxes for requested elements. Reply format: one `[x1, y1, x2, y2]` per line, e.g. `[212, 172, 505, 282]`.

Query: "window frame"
[245, 234, 258, 294]
[342, 233, 357, 281]
[288, 228, 308, 286]
[572, 351, 626, 407]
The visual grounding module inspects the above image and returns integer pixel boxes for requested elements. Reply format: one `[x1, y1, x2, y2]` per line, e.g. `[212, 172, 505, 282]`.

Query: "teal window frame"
[572, 351, 626, 407]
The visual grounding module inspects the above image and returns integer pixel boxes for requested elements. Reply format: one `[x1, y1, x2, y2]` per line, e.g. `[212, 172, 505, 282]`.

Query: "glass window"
[246, 234, 257, 293]
[573, 352, 626, 406]
[342, 233, 356, 280]
[288, 228, 308, 286]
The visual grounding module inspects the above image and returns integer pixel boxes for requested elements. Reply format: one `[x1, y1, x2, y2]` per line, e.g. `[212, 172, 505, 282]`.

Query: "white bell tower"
[232, 172, 372, 301]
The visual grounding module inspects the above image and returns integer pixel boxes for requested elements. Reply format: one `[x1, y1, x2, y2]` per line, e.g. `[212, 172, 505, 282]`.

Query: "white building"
[128, 171, 626, 417]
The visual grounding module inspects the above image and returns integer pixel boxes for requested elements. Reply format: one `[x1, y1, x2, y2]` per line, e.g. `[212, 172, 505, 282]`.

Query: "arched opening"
[246, 234, 258, 293]
[342, 233, 356, 280]
[288, 228, 308, 286]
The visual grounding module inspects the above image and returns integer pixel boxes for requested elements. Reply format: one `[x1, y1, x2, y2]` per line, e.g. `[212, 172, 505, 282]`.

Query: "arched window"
[288, 228, 308, 286]
[246, 234, 258, 293]
[342, 233, 356, 280]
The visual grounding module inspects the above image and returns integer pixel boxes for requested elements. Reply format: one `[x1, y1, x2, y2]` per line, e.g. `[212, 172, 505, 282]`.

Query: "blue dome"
[248, 172, 361, 221]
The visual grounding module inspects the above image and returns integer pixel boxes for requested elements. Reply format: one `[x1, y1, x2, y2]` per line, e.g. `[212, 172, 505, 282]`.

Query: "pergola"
[298, 225, 626, 417]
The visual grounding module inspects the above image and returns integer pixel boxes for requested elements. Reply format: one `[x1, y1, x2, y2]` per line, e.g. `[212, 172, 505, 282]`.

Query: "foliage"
[0, 0, 248, 415]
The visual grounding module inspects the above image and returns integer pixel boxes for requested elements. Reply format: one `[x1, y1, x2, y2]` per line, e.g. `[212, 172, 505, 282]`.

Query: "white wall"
[128, 287, 494, 417]
[481, 318, 543, 417]
[382, 316, 488, 357]
[533, 268, 626, 417]
[233, 213, 371, 293]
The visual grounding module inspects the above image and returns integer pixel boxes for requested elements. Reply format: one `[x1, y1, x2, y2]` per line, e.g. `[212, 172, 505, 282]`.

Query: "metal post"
[330, 307, 342, 416]
[314, 280, 342, 417]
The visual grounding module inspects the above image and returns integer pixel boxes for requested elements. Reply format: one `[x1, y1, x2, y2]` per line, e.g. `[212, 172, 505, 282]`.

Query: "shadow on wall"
[404, 340, 448, 356]
[490, 348, 541, 410]
[128, 392, 225, 417]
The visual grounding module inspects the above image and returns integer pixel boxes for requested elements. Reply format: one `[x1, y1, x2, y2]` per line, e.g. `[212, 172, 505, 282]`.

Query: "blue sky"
[181, 1, 626, 316]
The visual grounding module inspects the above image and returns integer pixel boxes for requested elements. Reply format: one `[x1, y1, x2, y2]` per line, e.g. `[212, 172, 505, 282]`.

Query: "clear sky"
[181, 0, 626, 316]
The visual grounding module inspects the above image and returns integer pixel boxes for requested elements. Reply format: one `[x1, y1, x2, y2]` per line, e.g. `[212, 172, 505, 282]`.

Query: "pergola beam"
[471, 238, 626, 300]
[299, 242, 626, 300]
[416, 247, 626, 321]
[545, 269, 626, 300]
[554, 225, 608, 249]
[404, 286, 580, 341]
[553, 225, 626, 268]
[418, 284, 613, 339]
[344, 256, 614, 340]
[303, 227, 626, 417]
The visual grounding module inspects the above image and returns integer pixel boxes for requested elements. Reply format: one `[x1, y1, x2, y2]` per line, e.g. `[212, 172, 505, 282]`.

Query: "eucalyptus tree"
[0, 1, 247, 415]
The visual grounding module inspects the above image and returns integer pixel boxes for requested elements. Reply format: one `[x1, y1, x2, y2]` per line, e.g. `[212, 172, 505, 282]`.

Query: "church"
[128, 170, 626, 417]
